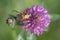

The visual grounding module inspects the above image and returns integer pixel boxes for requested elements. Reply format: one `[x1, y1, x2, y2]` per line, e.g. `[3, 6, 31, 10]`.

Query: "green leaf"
[49, 14, 60, 21]
[26, 33, 36, 40]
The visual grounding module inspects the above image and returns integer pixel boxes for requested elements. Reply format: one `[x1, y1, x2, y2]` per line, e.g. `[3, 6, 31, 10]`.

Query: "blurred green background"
[0, 0, 60, 40]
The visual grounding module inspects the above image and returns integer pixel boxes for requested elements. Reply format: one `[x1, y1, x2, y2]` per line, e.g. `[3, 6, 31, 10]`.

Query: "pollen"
[24, 14, 30, 19]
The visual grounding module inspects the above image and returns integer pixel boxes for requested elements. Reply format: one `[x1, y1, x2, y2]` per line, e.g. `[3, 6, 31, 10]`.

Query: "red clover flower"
[22, 5, 51, 35]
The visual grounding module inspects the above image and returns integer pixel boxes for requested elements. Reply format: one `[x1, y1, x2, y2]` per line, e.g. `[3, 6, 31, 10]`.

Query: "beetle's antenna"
[12, 10, 20, 13]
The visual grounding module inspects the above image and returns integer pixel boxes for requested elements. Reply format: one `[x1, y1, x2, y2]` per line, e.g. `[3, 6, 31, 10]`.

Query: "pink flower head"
[22, 5, 51, 35]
